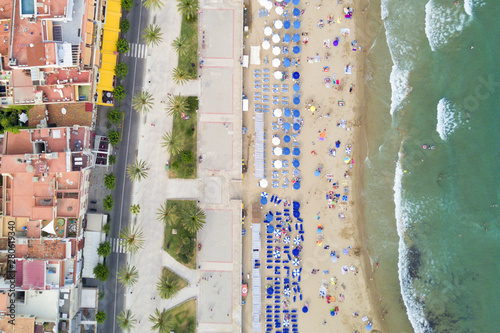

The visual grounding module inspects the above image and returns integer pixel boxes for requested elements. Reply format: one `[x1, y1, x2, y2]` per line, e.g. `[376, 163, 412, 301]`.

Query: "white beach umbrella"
[272, 58, 281, 67]
[273, 160, 283, 169]
[272, 34, 281, 43]
[275, 6, 284, 15]
[19, 113, 28, 123]
[273, 108, 282, 117]
[262, 40, 271, 50]
[272, 136, 280, 145]
[272, 46, 281, 55]
[264, 26, 273, 36]
[258, 0, 267, 6]
[274, 147, 283, 156]
[265, 1, 273, 10]
[274, 71, 283, 79]
[259, 179, 269, 188]
[274, 20, 283, 29]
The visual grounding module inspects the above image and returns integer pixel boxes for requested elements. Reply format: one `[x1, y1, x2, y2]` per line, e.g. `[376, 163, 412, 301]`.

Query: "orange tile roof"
[0, 316, 35, 333]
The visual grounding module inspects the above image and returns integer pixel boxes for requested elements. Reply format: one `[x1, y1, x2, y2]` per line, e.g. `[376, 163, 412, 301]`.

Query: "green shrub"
[107, 130, 120, 146]
[113, 85, 126, 103]
[97, 241, 111, 257]
[93, 263, 110, 282]
[98, 291, 105, 301]
[107, 108, 124, 124]
[120, 19, 130, 34]
[116, 38, 130, 54]
[121, 0, 134, 10]
[181, 150, 193, 164]
[96, 311, 107, 324]
[102, 222, 111, 236]
[171, 161, 180, 169]
[114, 63, 129, 79]
[104, 173, 116, 190]
[103, 195, 114, 211]
[108, 155, 117, 165]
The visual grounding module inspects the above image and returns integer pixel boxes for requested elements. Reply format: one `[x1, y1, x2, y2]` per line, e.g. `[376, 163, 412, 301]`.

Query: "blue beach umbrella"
[292, 0, 300, 4]
[292, 46, 301, 54]
[293, 97, 300, 105]
[315, 170, 320, 177]
[284, 0, 290, 3]
[261, 196, 267, 205]
[267, 224, 274, 233]
[293, 20, 301, 29]
[284, 135, 291, 143]
[366, 324, 372, 331]
[284, 122, 291, 130]
[333, 37, 339, 46]
[284, 20, 291, 29]
[292, 34, 300, 42]
[330, 310, 336, 316]
[293, 148, 301, 156]
[266, 213, 273, 222]
[267, 286, 274, 295]
[293, 109, 300, 117]
[283, 34, 291, 42]
[342, 195, 348, 201]
[284, 58, 291, 67]
[292, 71, 300, 79]
[292, 248, 300, 256]
[302, 305, 308, 313]
[293, 84, 300, 92]
[292, 159, 300, 167]
[293, 201, 300, 209]
[293, 8, 300, 16]
[283, 147, 291, 155]
[293, 123, 300, 131]
[284, 108, 291, 117]
[293, 210, 300, 218]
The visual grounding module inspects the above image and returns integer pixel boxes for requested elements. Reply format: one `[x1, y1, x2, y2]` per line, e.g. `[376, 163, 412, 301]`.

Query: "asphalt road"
[97, 3, 149, 332]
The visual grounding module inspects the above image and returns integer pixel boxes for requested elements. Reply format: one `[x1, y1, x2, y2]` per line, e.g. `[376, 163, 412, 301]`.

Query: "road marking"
[125, 43, 147, 59]
[113, 4, 144, 332]
[109, 238, 126, 253]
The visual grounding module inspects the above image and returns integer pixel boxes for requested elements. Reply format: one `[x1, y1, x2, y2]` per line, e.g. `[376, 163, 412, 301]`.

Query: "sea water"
[361, 0, 500, 332]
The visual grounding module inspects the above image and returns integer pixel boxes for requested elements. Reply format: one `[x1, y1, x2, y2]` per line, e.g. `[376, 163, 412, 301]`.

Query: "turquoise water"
[21, 0, 35, 15]
[362, 0, 500, 332]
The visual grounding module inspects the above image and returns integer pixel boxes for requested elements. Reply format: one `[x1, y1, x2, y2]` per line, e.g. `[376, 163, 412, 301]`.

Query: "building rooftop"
[16, 239, 69, 260]
[16, 290, 59, 322]
[28, 103, 93, 128]
[0, 316, 36, 333]
[15, 260, 46, 290]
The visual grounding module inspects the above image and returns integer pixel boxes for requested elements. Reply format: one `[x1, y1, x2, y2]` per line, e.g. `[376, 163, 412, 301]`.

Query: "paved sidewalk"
[123, 0, 243, 332]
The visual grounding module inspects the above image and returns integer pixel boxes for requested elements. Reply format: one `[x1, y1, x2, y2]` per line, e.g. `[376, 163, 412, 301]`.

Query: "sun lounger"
[273, 89, 279, 93]
[263, 89, 269, 92]
[263, 68, 270, 72]
[263, 105, 269, 109]
[263, 84, 270, 88]
[254, 74, 261, 78]
[283, 89, 289, 92]
[255, 98, 261, 101]
[255, 81, 260, 85]
[254, 85, 261, 89]
[282, 84, 289, 88]
[263, 78, 270, 82]
[273, 101, 279, 105]
[264, 74, 270, 78]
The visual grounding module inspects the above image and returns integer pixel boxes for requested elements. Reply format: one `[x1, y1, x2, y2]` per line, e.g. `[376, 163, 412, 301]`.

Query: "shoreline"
[351, 0, 393, 331]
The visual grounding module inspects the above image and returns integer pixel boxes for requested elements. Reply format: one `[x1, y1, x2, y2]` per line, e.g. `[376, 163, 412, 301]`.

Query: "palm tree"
[117, 264, 139, 288]
[177, 0, 199, 20]
[130, 204, 141, 215]
[165, 94, 188, 117]
[132, 91, 154, 113]
[157, 273, 181, 299]
[171, 36, 188, 56]
[120, 226, 145, 254]
[149, 308, 173, 333]
[117, 310, 137, 331]
[156, 201, 178, 226]
[181, 204, 206, 233]
[161, 131, 184, 155]
[142, 0, 165, 10]
[127, 159, 148, 182]
[142, 24, 163, 47]
[171, 67, 189, 85]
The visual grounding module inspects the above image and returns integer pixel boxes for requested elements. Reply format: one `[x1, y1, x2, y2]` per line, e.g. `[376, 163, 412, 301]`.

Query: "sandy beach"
[241, 0, 382, 332]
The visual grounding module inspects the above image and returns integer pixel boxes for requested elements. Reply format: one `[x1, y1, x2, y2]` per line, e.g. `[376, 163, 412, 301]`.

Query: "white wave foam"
[394, 152, 431, 333]
[389, 65, 410, 115]
[381, 1, 421, 115]
[464, 0, 486, 16]
[425, 0, 470, 51]
[436, 98, 458, 141]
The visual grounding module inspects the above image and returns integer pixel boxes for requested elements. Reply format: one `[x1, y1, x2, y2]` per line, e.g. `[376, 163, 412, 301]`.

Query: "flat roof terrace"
[44, 69, 92, 86]
[28, 103, 93, 127]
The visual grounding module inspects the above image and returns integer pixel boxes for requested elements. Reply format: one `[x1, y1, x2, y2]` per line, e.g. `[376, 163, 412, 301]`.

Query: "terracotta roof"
[0, 316, 35, 333]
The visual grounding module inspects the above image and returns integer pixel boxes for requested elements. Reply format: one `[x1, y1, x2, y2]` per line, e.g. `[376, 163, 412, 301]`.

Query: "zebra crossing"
[109, 238, 127, 254]
[125, 43, 148, 59]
